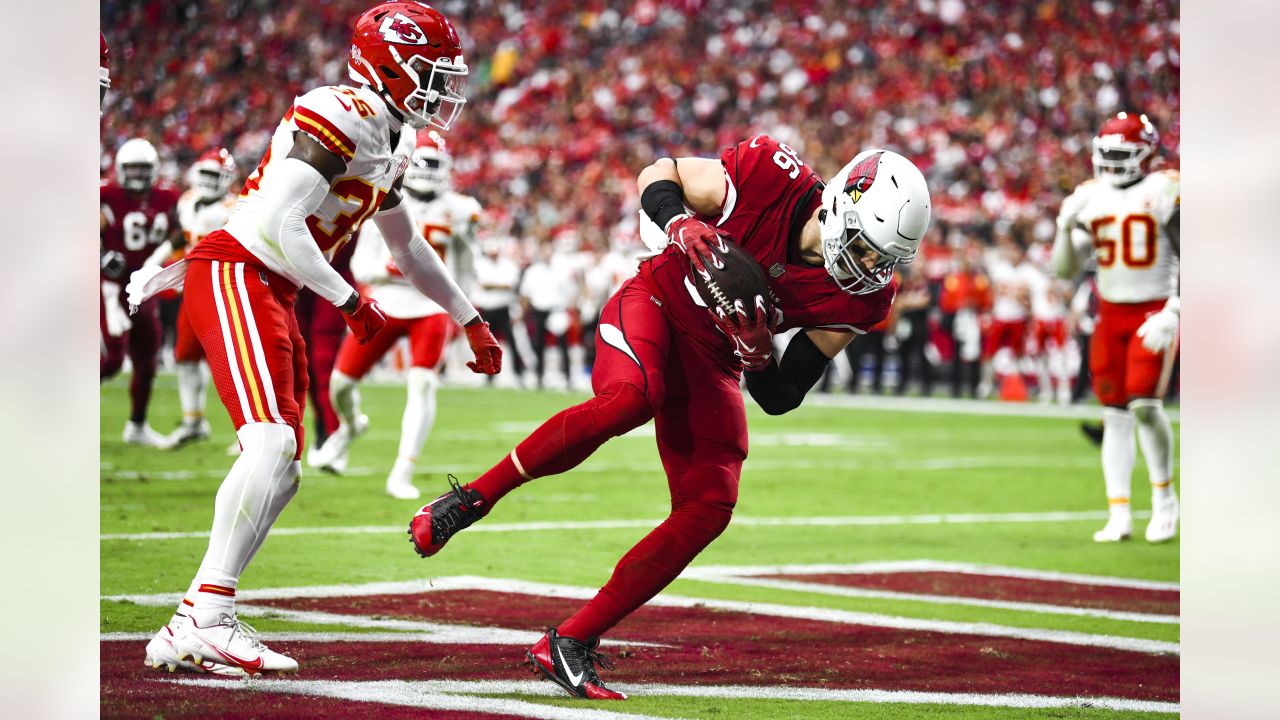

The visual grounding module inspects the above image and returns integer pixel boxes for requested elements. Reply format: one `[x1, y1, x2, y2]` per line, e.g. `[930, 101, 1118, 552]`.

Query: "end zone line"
[100, 509, 1150, 541]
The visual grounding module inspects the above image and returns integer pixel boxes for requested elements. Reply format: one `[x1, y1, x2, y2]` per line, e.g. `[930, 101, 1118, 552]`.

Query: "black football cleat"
[408, 475, 487, 557]
[1080, 421, 1105, 447]
[526, 628, 627, 700]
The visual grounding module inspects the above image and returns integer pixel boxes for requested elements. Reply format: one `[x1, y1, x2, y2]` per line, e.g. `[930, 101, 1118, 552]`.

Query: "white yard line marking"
[100, 509, 1150, 541]
[804, 393, 1180, 422]
[103, 576, 1177, 655]
[166, 677, 1179, 715]
[101, 630, 667, 647]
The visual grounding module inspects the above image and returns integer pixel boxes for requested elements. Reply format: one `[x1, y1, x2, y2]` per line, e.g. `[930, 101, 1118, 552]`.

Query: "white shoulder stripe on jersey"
[233, 264, 286, 424]
[598, 323, 641, 369]
[210, 261, 254, 422]
[717, 169, 738, 227]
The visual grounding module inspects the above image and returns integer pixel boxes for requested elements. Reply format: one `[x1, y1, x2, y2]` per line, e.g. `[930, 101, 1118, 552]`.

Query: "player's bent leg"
[309, 370, 368, 474]
[1129, 397, 1178, 543]
[169, 423, 300, 674]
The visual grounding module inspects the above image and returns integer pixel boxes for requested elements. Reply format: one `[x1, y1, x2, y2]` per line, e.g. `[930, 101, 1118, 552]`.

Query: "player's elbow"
[637, 158, 679, 190]
[752, 390, 802, 416]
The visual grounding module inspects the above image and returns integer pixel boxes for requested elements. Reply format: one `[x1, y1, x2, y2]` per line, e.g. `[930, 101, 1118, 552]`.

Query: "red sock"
[467, 384, 651, 507]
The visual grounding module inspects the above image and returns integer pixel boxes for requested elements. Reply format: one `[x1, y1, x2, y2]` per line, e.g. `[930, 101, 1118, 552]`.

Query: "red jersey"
[100, 181, 180, 275]
[637, 135, 896, 362]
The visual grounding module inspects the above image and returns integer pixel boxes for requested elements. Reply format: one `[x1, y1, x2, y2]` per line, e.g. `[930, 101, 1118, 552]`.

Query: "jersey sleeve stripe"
[293, 107, 356, 161]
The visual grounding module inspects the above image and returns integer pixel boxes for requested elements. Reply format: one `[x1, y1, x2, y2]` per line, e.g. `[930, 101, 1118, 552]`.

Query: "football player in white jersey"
[1053, 112, 1180, 544]
[1025, 243, 1074, 405]
[311, 129, 483, 499]
[127, 2, 501, 676]
[165, 148, 240, 447]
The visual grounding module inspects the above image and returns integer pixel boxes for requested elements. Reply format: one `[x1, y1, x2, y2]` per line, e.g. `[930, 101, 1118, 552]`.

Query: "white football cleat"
[1092, 514, 1133, 543]
[166, 419, 212, 448]
[385, 464, 421, 500]
[123, 421, 174, 449]
[144, 622, 246, 676]
[1145, 492, 1179, 543]
[308, 415, 369, 475]
[171, 613, 298, 675]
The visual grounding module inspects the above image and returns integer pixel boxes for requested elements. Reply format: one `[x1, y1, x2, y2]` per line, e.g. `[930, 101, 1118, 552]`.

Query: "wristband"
[641, 179, 687, 232]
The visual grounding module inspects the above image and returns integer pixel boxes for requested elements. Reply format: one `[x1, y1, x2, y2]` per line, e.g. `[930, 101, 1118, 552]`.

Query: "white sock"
[330, 371, 360, 429]
[190, 423, 297, 624]
[397, 367, 439, 466]
[1100, 407, 1136, 518]
[176, 361, 207, 424]
[1129, 398, 1175, 502]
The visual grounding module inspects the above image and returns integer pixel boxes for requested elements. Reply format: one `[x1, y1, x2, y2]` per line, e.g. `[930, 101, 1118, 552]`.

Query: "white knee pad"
[1127, 398, 1163, 425]
[407, 366, 439, 395]
[236, 422, 297, 464]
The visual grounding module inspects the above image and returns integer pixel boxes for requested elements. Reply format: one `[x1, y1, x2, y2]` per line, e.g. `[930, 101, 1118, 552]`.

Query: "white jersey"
[988, 259, 1029, 322]
[1026, 265, 1066, 321]
[473, 251, 521, 310]
[352, 189, 481, 319]
[177, 190, 235, 246]
[1057, 169, 1179, 303]
[219, 84, 412, 287]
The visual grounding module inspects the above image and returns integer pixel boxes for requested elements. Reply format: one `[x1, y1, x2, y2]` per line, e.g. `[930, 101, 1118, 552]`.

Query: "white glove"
[1136, 297, 1179, 353]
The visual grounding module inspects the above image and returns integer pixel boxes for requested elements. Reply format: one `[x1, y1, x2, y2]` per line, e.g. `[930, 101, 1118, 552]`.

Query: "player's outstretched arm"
[744, 329, 849, 416]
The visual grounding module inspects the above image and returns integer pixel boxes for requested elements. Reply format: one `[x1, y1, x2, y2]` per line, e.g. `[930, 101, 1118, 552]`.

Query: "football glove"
[342, 295, 387, 345]
[464, 320, 503, 375]
[711, 294, 776, 370]
[667, 215, 728, 280]
[101, 249, 126, 279]
[1136, 298, 1179, 353]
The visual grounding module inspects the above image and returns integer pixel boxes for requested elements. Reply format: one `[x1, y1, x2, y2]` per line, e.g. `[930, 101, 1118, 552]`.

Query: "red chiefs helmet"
[189, 147, 237, 200]
[100, 33, 110, 107]
[404, 128, 451, 196]
[348, 2, 468, 131]
[1092, 112, 1159, 186]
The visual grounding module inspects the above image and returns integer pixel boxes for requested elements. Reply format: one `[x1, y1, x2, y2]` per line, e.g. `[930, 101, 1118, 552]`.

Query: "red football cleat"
[526, 628, 627, 700]
[408, 475, 487, 557]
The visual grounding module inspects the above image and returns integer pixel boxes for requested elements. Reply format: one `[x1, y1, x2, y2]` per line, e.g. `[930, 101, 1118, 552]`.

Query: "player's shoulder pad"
[290, 85, 365, 163]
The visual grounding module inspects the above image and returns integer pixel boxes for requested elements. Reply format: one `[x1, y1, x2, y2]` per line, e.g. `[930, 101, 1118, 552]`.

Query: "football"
[691, 240, 773, 316]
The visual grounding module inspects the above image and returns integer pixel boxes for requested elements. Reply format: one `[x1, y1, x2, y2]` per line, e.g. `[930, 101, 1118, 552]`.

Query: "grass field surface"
[101, 375, 1179, 718]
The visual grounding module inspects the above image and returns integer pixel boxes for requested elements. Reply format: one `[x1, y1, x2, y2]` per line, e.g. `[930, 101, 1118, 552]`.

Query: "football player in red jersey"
[99, 32, 109, 110]
[101, 138, 182, 448]
[409, 137, 930, 699]
[1054, 112, 1180, 544]
[127, 2, 500, 676]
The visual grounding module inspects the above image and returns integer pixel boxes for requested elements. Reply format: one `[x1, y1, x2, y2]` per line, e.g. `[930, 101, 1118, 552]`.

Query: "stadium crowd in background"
[102, 0, 1179, 403]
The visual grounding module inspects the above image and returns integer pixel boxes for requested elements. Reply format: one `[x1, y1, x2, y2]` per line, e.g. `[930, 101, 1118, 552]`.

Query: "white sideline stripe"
[170, 678, 673, 720]
[676, 575, 1178, 625]
[167, 677, 1180, 715]
[104, 576, 1177, 656]
[804, 392, 1181, 422]
[99, 509, 1149, 541]
[101, 630, 667, 647]
[686, 559, 1180, 591]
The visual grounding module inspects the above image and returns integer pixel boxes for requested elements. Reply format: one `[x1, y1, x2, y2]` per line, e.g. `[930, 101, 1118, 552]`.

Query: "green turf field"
[101, 375, 1179, 719]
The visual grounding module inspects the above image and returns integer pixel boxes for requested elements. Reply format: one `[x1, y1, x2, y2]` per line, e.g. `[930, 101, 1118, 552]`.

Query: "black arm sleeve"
[744, 331, 833, 416]
[640, 178, 687, 232]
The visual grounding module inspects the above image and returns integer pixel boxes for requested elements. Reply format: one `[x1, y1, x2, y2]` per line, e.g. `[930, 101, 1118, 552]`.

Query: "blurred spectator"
[519, 240, 581, 389]
[938, 242, 992, 398]
[473, 235, 529, 385]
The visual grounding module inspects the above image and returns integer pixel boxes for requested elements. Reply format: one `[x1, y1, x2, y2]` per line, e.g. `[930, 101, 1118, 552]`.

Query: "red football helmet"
[1092, 112, 1159, 186]
[348, 2, 468, 131]
[100, 33, 110, 108]
[189, 147, 237, 200]
[404, 128, 451, 196]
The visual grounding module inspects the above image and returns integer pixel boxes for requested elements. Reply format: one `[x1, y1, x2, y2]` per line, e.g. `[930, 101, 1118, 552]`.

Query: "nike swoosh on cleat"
[196, 633, 264, 671]
[556, 646, 584, 686]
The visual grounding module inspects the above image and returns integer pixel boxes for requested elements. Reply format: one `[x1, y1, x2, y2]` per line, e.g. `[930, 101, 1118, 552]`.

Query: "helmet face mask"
[819, 149, 931, 295]
[404, 129, 451, 196]
[189, 148, 236, 200]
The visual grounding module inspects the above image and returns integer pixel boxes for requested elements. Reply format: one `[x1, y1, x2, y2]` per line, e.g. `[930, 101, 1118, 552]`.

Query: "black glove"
[101, 249, 126, 279]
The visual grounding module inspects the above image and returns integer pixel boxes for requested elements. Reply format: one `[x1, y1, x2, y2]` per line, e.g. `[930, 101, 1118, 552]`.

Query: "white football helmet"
[819, 149, 931, 295]
[188, 147, 237, 200]
[404, 128, 451, 196]
[115, 138, 160, 193]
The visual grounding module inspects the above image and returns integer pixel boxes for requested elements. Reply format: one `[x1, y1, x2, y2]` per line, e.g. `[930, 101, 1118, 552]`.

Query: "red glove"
[711, 294, 776, 370]
[343, 295, 387, 345]
[667, 215, 728, 280]
[464, 320, 503, 375]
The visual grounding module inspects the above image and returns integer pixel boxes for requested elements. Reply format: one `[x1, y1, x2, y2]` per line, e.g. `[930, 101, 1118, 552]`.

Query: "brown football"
[691, 240, 773, 316]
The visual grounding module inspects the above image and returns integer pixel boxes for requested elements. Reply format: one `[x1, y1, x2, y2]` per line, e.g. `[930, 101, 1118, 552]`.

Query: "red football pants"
[335, 313, 451, 379]
[471, 275, 746, 639]
[1090, 298, 1177, 407]
[173, 296, 205, 363]
[182, 259, 308, 458]
[100, 285, 161, 423]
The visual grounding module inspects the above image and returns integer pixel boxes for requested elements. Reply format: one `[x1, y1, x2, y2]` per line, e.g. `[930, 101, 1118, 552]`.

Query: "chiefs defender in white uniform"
[1054, 112, 1180, 544]
[312, 129, 483, 499]
[128, 2, 501, 675]
[162, 148, 240, 446]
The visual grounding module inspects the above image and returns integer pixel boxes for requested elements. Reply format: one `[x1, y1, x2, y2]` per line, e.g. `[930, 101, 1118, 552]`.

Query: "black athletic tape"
[641, 179, 687, 232]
